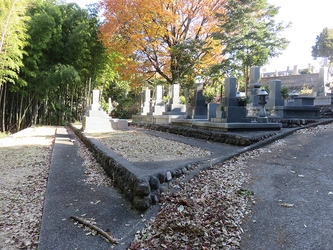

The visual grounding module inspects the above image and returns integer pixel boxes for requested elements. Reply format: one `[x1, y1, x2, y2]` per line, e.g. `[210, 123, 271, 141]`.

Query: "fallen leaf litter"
[1, 124, 332, 249]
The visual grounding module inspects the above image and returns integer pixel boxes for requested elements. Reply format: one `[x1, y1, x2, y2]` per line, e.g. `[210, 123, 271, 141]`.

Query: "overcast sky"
[70, 0, 333, 72]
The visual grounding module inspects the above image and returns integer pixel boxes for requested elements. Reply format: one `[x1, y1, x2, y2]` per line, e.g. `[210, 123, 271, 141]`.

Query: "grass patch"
[237, 188, 254, 197]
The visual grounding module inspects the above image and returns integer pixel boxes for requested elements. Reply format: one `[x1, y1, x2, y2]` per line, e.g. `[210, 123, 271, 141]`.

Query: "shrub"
[111, 97, 140, 119]
[281, 86, 290, 99]
[299, 85, 313, 96]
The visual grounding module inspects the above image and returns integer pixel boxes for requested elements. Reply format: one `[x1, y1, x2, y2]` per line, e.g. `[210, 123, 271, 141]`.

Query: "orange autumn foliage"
[99, 0, 227, 87]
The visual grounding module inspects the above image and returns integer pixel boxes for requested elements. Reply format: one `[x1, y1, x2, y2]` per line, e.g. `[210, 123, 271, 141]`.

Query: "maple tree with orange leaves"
[99, 0, 227, 89]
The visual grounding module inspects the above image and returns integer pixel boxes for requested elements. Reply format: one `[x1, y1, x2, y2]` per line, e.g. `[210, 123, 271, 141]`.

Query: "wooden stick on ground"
[70, 215, 118, 244]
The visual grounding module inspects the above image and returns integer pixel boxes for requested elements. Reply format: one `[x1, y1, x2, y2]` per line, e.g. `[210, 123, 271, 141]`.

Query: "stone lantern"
[290, 90, 299, 99]
[257, 88, 268, 123]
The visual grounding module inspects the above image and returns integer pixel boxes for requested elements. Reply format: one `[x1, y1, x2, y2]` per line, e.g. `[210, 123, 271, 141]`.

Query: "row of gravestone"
[138, 72, 320, 123]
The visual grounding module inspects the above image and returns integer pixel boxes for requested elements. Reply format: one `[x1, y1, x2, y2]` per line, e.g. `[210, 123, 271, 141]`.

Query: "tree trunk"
[1, 83, 7, 132]
[32, 99, 39, 126]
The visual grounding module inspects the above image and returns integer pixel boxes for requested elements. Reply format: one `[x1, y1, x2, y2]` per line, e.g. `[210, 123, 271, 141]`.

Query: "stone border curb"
[68, 118, 333, 210]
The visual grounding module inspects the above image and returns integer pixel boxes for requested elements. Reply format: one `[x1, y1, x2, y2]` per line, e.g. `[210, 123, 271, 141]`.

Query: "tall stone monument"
[212, 77, 247, 123]
[150, 85, 165, 115]
[246, 66, 262, 117]
[82, 90, 112, 132]
[164, 84, 186, 114]
[191, 76, 207, 119]
[141, 86, 151, 115]
[248, 66, 262, 106]
[267, 79, 284, 108]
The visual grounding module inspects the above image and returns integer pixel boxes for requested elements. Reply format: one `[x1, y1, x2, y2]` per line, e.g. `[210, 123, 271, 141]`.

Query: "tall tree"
[0, 0, 29, 131]
[312, 27, 333, 63]
[2, 1, 108, 132]
[213, 0, 289, 93]
[99, 0, 226, 89]
[0, 0, 29, 85]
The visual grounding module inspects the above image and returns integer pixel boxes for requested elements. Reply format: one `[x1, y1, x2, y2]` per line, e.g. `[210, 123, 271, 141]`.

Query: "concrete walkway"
[240, 123, 333, 250]
[38, 127, 158, 250]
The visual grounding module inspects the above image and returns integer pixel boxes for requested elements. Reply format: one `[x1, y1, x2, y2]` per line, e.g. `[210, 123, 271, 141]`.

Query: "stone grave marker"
[191, 76, 207, 119]
[82, 89, 113, 132]
[141, 86, 151, 115]
[212, 77, 247, 123]
[164, 84, 186, 114]
[267, 79, 284, 108]
[150, 85, 165, 115]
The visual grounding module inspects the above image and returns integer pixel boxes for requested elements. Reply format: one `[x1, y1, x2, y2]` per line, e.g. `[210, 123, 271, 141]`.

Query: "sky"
[70, 0, 333, 73]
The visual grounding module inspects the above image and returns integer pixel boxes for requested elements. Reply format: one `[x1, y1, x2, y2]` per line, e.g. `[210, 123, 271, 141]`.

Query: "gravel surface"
[86, 130, 213, 162]
[1, 124, 330, 249]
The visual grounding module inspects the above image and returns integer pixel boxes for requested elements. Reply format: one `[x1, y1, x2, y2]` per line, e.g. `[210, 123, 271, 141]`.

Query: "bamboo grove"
[0, 0, 289, 133]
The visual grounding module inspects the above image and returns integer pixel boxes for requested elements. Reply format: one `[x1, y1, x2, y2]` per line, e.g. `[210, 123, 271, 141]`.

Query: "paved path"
[38, 127, 158, 250]
[240, 124, 333, 250]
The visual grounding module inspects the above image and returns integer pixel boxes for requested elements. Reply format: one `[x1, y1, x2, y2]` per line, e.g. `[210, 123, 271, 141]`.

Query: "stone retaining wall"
[130, 119, 321, 146]
[69, 124, 196, 210]
[69, 114, 330, 210]
[319, 105, 333, 118]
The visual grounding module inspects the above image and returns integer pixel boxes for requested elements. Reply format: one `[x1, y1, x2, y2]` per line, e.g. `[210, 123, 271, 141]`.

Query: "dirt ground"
[0, 127, 56, 249]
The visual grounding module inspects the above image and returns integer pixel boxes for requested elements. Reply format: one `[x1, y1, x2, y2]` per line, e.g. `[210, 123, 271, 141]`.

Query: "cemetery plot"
[87, 130, 213, 162]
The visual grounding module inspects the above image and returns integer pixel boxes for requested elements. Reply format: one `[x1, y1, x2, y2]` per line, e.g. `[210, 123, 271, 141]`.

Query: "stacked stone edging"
[319, 105, 333, 118]
[130, 121, 322, 146]
[68, 116, 327, 210]
[131, 123, 257, 146]
[271, 119, 320, 128]
[69, 124, 198, 210]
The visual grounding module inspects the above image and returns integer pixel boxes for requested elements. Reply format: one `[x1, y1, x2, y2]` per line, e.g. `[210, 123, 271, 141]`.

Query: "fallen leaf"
[280, 203, 294, 208]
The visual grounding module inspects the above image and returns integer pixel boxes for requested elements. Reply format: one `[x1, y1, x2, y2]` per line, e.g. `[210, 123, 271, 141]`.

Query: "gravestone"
[141, 86, 151, 115]
[207, 103, 219, 120]
[150, 85, 165, 115]
[164, 84, 186, 114]
[191, 76, 207, 119]
[267, 79, 284, 108]
[212, 77, 247, 123]
[248, 66, 262, 106]
[82, 90, 113, 132]
[246, 67, 262, 117]
[108, 97, 114, 115]
[319, 65, 333, 96]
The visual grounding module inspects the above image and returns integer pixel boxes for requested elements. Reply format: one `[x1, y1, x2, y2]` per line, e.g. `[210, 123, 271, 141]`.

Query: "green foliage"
[299, 85, 313, 96]
[237, 188, 254, 197]
[170, 39, 211, 85]
[0, 131, 10, 138]
[214, 0, 290, 90]
[300, 68, 312, 74]
[111, 96, 140, 119]
[281, 86, 289, 99]
[49, 102, 71, 125]
[263, 84, 289, 99]
[0, 0, 29, 85]
[203, 85, 217, 103]
[312, 28, 333, 62]
[162, 95, 170, 104]
[100, 98, 109, 112]
[237, 97, 249, 107]
[179, 95, 186, 105]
